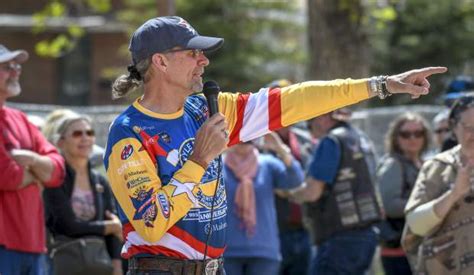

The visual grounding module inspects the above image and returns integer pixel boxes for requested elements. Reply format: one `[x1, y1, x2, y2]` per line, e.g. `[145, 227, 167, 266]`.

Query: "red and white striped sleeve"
[218, 78, 370, 146]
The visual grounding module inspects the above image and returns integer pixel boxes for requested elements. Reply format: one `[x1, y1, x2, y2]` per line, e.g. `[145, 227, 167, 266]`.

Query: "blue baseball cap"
[443, 76, 474, 107]
[129, 16, 224, 65]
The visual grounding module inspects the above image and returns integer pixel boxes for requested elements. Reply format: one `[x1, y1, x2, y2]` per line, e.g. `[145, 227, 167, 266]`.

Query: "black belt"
[128, 256, 224, 275]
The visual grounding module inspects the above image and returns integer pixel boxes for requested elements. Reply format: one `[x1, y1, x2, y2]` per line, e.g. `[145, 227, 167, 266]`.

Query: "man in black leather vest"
[292, 109, 382, 274]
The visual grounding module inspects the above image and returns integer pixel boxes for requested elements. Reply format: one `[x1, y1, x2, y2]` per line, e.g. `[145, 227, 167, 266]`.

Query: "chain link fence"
[9, 102, 446, 155]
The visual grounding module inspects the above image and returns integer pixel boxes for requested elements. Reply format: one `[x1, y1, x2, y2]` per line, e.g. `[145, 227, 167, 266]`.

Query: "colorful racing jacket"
[104, 79, 370, 259]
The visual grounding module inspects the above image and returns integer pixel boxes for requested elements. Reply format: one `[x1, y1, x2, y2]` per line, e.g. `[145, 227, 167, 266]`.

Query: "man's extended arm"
[219, 67, 446, 145]
[219, 79, 370, 145]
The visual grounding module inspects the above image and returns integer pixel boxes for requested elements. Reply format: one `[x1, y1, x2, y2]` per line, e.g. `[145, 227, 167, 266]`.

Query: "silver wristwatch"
[369, 76, 392, 99]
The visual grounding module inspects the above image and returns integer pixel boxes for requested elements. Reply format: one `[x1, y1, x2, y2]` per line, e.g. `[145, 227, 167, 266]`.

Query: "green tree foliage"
[371, 0, 474, 105]
[34, 0, 304, 93]
[117, 0, 158, 32]
[176, 0, 305, 92]
[33, 0, 110, 58]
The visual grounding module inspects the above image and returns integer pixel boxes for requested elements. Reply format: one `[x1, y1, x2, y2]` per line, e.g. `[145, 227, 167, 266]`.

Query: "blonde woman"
[43, 112, 123, 275]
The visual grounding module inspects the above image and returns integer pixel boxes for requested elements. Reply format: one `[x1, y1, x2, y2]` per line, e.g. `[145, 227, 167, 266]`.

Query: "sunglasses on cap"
[70, 129, 95, 138]
[398, 130, 424, 139]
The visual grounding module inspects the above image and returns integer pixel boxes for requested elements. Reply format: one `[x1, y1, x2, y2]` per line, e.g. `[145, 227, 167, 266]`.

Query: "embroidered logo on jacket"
[157, 192, 170, 218]
[133, 126, 179, 167]
[131, 187, 157, 227]
[158, 132, 171, 143]
[121, 144, 134, 160]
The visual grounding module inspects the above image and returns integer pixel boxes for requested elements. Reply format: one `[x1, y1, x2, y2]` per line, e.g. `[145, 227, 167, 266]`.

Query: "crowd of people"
[1, 15, 473, 275]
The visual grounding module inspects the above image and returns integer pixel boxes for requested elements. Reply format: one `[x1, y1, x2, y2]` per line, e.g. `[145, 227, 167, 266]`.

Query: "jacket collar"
[432, 145, 461, 166]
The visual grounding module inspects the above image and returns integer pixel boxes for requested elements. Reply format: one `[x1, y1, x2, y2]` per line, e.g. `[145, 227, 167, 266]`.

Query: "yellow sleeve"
[279, 79, 369, 126]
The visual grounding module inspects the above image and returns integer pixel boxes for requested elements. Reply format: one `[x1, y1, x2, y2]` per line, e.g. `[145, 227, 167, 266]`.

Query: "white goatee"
[7, 79, 21, 97]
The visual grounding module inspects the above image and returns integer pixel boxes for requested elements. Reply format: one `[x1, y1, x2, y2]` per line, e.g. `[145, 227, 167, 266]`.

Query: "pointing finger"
[413, 66, 448, 78]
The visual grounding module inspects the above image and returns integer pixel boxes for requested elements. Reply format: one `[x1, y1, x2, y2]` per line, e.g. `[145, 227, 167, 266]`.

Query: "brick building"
[0, 0, 131, 105]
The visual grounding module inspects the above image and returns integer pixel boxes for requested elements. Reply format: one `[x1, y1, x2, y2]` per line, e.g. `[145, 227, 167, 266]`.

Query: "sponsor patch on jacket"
[158, 132, 171, 143]
[157, 192, 170, 218]
[126, 176, 151, 189]
[117, 159, 144, 175]
[121, 144, 134, 160]
[131, 187, 157, 227]
[124, 170, 146, 180]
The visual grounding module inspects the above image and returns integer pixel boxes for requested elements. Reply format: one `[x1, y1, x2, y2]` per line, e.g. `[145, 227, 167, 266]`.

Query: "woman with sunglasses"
[42, 109, 107, 174]
[43, 111, 123, 275]
[403, 93, 474, 275]
[376, 112, 431, 275]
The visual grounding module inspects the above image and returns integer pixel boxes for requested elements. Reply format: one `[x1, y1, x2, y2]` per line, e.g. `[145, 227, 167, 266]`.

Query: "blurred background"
[1, 0, 474, 151]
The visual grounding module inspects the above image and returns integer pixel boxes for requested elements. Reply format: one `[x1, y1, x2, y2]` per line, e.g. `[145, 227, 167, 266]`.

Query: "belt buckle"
[204, 259, 219, 275]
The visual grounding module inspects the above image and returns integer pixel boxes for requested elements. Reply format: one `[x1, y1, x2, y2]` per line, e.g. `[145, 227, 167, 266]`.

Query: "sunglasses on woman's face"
[398, 130, 424, 139]
[70, 129, 95, 138]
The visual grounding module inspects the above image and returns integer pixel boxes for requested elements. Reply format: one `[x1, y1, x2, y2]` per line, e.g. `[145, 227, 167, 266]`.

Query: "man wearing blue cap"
[0, 44, 65, 275]
[104, 16, 446, 274]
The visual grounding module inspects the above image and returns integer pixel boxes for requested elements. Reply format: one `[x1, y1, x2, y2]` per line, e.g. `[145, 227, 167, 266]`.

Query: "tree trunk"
[307, 0, 370, 80]
[157, 0, 175, 16]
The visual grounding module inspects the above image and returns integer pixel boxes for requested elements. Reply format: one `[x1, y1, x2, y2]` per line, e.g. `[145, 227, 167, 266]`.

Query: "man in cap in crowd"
[0, 44, 65, 274]
[104, 15, 445, 274]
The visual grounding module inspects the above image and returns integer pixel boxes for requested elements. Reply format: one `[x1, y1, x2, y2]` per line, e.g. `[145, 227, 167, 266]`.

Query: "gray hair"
[111, 58, 152, 99]
[50, 111, 91, 146]
[43, 109, 77, 143]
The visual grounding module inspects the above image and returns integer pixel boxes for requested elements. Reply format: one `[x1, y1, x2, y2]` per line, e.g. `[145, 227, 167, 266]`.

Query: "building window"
[58, 36, 91, 105]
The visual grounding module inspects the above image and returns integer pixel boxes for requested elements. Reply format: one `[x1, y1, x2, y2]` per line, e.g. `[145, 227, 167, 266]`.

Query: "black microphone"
[201, 80, 223, 265]
[203, 80, 220, 116]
